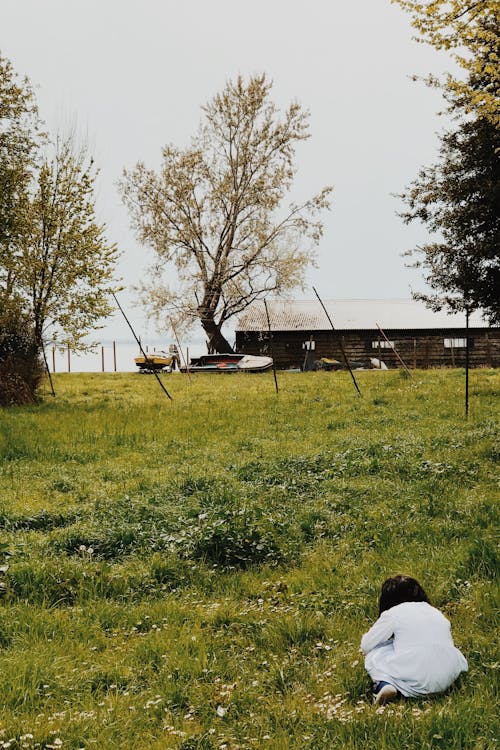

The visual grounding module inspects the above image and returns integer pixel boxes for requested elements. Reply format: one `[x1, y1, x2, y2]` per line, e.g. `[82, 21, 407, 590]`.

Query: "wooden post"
[52, 346, 56, 373]
[413, 338, 417, 369]
[101, 346, 105, 372]
[450, 339, 455, 367]
[113, 341, 117, 372]
[67, 344, 71, 373]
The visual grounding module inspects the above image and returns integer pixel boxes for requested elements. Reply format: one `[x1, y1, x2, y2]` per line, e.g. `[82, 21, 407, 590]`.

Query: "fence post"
[101, 345, 105, 372]
[67, 344, 71, 373]
[52, 346, 56, 373]
[113, 341, 117, 372]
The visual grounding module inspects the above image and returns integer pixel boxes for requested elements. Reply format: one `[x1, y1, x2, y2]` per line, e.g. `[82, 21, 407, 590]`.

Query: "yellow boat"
[134, 350, 176, 372]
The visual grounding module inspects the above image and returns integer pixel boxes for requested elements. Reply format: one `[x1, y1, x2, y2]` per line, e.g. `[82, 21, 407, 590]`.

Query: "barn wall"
[235, 329, 500, 369]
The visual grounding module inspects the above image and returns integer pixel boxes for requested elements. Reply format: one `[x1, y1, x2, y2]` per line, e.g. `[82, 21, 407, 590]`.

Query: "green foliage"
[400, 113, 500, 323]
[391, 1, 499, 127]
[0, 308, 43, 406]
[0, 53, 119, 352]
[0, 370, 498, 748]
[394, 3, 499, 323]
[171, 505, 288, 568]
[461, 538, 499, 580]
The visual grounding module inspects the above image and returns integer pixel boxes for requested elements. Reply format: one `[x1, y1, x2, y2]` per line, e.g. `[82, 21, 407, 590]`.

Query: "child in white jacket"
[361, 575, 468, 704]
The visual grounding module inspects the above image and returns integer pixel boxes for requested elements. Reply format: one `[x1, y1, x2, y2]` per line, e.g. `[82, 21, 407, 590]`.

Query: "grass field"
[0, 369, 498, 749]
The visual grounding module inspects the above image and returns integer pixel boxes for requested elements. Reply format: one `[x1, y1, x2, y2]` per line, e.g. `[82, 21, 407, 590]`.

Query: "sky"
[1, 0, 453, 352]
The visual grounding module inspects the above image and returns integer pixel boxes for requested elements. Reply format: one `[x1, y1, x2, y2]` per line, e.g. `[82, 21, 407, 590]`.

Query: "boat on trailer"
[181, 353, 273, 373]
[134, 350, 176, 372]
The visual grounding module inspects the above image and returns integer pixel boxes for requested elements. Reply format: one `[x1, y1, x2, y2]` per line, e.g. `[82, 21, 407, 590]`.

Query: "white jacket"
[361, 601, 468, 697]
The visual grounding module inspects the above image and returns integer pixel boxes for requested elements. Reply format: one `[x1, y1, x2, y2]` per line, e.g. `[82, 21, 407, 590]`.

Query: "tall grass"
[0, 369, 498, 748]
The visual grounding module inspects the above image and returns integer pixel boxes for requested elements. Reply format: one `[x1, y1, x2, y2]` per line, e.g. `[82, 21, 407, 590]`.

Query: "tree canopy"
[121, 74, 331, 352]
[0, 52, 42, 316]
[0, 52, 119, 356]
[394, 3, 499, 322]
[400, 113, 500, 322]
[392, 1, 499, 126]
[17, 137, 120, 350]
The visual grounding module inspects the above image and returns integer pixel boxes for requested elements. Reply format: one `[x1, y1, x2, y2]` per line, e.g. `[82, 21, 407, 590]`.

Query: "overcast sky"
[2, 0, 453, 345]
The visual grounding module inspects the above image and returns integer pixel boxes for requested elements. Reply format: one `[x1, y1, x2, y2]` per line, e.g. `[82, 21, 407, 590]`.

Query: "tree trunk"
[200, 318, 233, 353]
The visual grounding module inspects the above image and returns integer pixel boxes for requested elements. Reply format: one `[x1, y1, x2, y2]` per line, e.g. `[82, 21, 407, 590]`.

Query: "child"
[361, 575, 468, 704]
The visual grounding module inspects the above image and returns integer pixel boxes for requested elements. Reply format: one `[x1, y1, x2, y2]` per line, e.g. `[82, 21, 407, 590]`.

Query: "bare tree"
[121, 74, 331, 352]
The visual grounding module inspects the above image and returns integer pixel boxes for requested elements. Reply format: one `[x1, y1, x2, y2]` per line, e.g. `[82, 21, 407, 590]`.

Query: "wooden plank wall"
[236, 329, 500, 369]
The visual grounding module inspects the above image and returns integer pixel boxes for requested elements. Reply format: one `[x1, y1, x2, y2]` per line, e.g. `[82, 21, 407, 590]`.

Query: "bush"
[169, 506, 288, 569]
[0, 308, 43, 406]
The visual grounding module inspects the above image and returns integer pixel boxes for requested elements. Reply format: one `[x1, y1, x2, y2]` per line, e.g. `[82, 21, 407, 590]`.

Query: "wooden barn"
[235, 299, 500, 369]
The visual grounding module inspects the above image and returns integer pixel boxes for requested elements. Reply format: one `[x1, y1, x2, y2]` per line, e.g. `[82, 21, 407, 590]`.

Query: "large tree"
[0, 52, 42, 314]
[121, 74, 331, 352]
[1, 54, 119, 356]
[394, 4, 499, 322]
[391, 1, 499, 126]
[400, 111, 499, 323]
[15, 136, 120, 351]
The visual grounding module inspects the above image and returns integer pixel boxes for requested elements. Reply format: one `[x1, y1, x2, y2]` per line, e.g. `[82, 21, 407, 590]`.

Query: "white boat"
[180, 353, 273, 373]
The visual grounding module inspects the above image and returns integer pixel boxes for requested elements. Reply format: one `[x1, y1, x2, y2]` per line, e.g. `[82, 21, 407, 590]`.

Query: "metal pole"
[170, 317, 191, 380]
[303, 334, 312, 371]
[52, 346, 56, 373]
[112, 292, 173, 401]
[376, 323, 412, 375]
[264, 299, 279, 395]
[465, 308, 470, 418]
[113, 341, 117, 372]
[43, 344, 56, 396]
[312, 287, 361, 396]
[101, 346, 105, 372]
[67, 344, 71, 373]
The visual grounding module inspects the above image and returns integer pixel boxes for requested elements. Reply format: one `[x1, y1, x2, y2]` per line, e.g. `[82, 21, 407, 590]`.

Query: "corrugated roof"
[236, 299, 489, 332]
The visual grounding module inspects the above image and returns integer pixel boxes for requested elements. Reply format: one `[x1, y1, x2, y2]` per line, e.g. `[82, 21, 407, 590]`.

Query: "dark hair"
[378, 575, 430, 615]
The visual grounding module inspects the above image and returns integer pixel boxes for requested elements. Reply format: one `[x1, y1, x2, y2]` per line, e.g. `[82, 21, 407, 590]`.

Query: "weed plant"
[0, 369, 498, 748]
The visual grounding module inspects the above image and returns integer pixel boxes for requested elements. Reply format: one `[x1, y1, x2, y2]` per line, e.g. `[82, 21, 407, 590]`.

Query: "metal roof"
[236, 299, 489, 332]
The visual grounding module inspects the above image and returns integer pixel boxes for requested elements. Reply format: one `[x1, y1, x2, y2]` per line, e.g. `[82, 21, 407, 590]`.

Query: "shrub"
[170, 506, 287, 569]
[0, 308, 43, 406]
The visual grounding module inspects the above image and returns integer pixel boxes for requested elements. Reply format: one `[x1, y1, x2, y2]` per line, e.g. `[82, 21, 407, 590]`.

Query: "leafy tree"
[14, 136, 120, 351]
[400, 111, 499, 323]
[121, 74, 331, 352]
[0, 52, 42, 309]
[1, 53, 119, 367]
[392, 1, 499, 126]
[394, 5, 499, 322]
